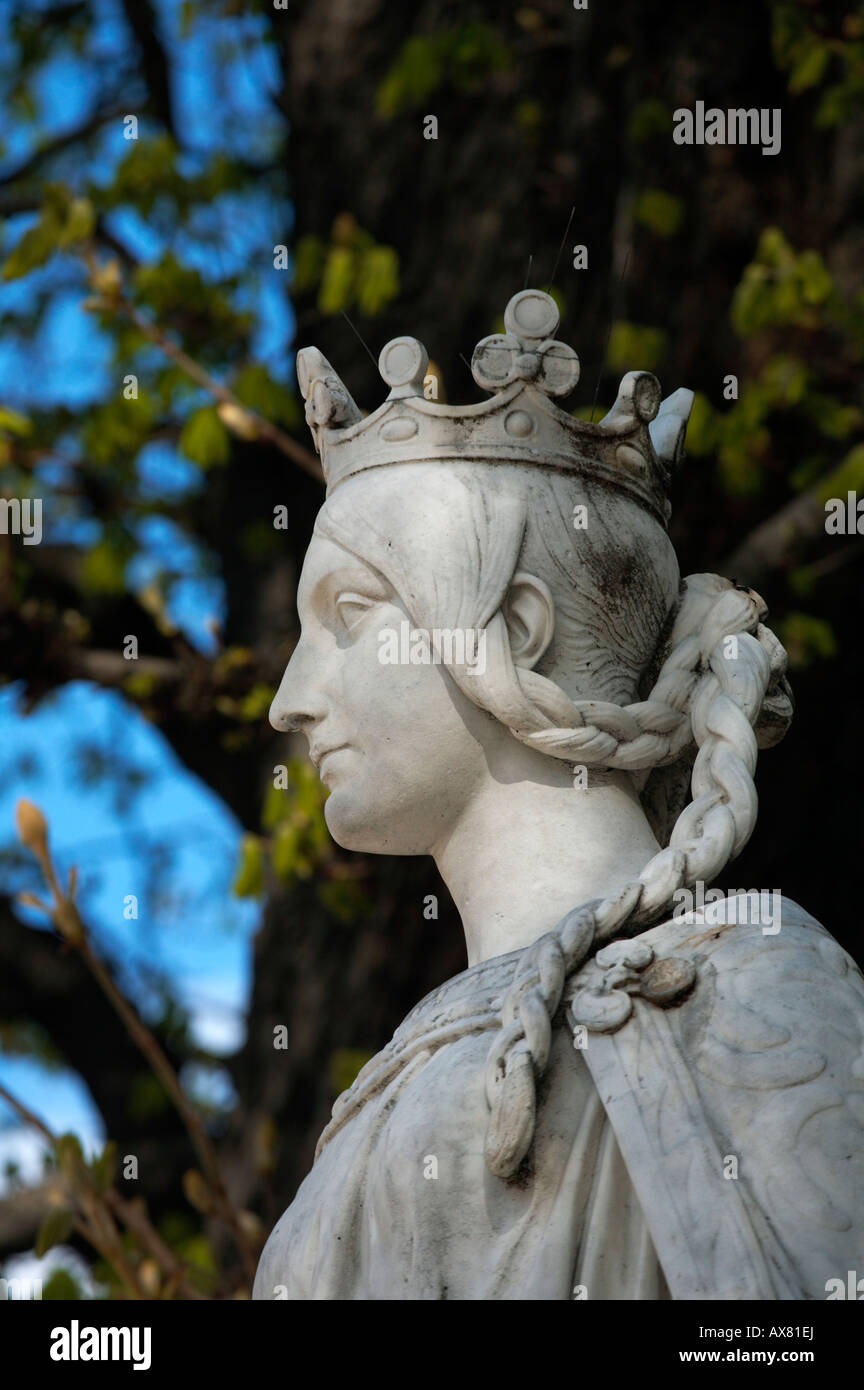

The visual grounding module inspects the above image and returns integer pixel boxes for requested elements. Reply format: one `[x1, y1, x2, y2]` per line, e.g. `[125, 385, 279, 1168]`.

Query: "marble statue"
[253, 290, 864, 1301]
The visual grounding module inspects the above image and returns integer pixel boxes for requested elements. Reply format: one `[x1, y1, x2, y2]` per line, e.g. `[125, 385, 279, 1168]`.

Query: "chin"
[323, 788, 430, 856]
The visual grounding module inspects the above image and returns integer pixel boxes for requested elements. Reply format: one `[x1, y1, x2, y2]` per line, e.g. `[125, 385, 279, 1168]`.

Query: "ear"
[502, 571, 555, 669]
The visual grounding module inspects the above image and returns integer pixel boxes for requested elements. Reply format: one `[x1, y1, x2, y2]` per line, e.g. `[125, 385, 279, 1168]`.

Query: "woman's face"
[269, 529, 504, 856]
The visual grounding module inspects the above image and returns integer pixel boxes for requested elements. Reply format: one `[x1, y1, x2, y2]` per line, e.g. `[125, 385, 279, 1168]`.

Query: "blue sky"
[0, 0, 295, 1207]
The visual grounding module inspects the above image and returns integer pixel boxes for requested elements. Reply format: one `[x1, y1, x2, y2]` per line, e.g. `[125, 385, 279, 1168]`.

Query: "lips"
[310, 743, 350, 771]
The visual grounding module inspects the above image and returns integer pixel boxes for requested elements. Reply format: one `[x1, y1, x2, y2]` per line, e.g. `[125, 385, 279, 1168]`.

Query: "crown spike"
[649, 388, 695, 467]
[504, 288, 561, 341]
[378, 337, 428, 399]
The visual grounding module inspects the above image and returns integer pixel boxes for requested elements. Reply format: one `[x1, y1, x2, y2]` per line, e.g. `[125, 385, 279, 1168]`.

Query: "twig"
[0, 1082, 144, 1299]
[14, 812, 259, 1285]
[112, 293, 322, 482]
[104, 1192, 206, 1300]
[76, 938, 258, 1283]
[0, 1080, 205, 1300]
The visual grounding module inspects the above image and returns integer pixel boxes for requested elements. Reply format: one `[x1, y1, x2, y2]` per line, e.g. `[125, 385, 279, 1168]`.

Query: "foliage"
[293, 216, 400, 318]
[376, 22, 512, 117]
[682, 229, 864, 498]
[771, 1, 864, 126]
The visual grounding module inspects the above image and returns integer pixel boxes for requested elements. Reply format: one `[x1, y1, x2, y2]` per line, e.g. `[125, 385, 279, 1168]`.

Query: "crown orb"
[504, 289, 560, 343]
[378, 337, 428, 395]
[619, 370, 662, 424]
[616, 443, 648, 477]
[380, 416, 419, 442]
[504, 410, 535, 438]
[535, 340, 580, 398]
[471, 333, 521, 392]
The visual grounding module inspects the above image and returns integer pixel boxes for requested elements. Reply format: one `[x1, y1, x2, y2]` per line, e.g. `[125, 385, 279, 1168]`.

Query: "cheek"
[334, 622, 488, 778]
[322, 630, 495, 853]
[342, 632, 472, 754]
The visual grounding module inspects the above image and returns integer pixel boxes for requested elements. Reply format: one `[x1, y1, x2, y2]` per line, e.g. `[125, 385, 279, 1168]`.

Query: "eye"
[335, 591, 378, 632]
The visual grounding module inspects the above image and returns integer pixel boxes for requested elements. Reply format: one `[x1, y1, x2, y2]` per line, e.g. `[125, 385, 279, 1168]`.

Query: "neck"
[433, 760, 661, 967]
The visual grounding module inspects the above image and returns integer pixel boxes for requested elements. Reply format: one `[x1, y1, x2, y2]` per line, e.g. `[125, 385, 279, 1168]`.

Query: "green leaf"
[2, 209, 63, 280]
[97, 134, 181, 216]
[798, 249, 833, 304]
[261, 779, 288, 832]
[0, 405, 33, 437]
[233, 835, 265, 898]
[42, 1268, 82, 1300]
[356, 244, 400, 316]
[59, 196, 95, 246]
[0, 182, 91, 280]
[54, 1132, 88, 1186]
[606, 321, 667, 371]
[731, 229, 835, 335]
[272, 821, 303, 880]
[376, 35, 446, 117]
[788, 42, 830, 93]
[35, 1206, 75, 1258]
[182, 1168, 213, 1215]
[718, 433, 768, 496]
[318, 246, 355, 314]
[779, 612, 837, 668]
[292, 234, 325, 292]
[375, 23, 510, 118]
[179, 405, 231, 469]
[760, 354, 808, 406]
[628, 99, 671, 143]
[634, 189, 684, 238]
[232, 364, 299, 428]
[89, 1140, 117, 1195]
[81, 538, 127, 595]
[123, 671, 157, 700]
[683, 391, 718, 456]
[238, 683, 276, 721]
[819, 443, 864, 502]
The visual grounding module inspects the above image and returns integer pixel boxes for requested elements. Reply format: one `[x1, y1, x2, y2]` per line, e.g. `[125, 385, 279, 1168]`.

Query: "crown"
[296, 289, 693, 527]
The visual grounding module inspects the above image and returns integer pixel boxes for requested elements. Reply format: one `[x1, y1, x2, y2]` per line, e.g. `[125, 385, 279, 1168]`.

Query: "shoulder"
[642, 891, 864, 1033]
[599, 893, 864, 1297]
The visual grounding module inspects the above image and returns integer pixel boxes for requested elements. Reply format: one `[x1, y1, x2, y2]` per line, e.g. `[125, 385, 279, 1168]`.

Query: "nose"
[269, 637, 329, 734]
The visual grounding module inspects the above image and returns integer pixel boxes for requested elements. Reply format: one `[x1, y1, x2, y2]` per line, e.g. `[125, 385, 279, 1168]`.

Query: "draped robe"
[254, 896, 864, 1300]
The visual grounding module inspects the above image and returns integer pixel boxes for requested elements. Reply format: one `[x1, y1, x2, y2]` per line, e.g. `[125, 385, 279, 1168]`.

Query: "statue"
[253, 290, 864, 1301]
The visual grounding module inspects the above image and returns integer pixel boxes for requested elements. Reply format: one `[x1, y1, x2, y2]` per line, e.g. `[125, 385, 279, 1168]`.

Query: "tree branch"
[114, 295, 323, 481]
[119, 0, 177, 137]
[720, 483, 840, 587]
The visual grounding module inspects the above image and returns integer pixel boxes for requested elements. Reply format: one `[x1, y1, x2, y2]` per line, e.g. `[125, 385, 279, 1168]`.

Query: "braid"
[481, 573, 794, 1180]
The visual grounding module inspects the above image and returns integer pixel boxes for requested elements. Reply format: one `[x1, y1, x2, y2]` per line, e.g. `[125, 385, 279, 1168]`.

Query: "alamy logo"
[825, 1271, 864, 1299]
[378, 621, 486, 675]
[0, 496, 41, 544]
[0, 1276, 42, 1299]
[673, 102, 781, 157]
[672, 885, 782, 935]
[825, 492, 864, 534]
[50, 1320, 151, 1370]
